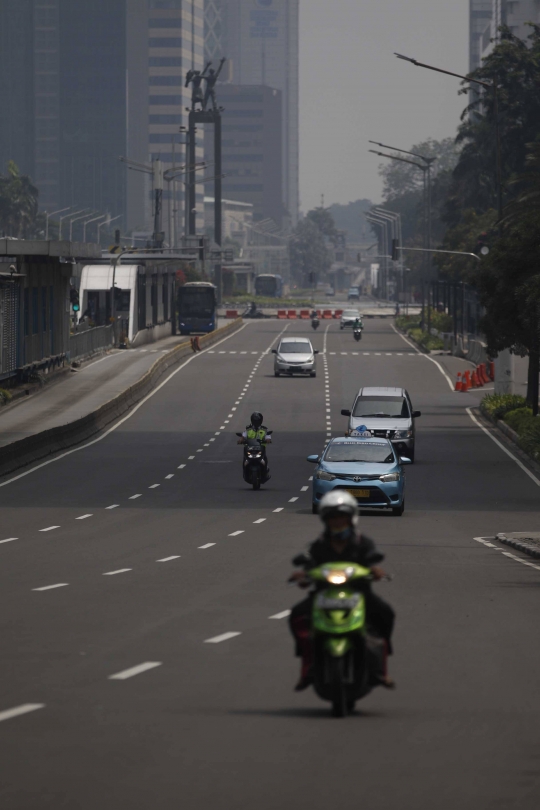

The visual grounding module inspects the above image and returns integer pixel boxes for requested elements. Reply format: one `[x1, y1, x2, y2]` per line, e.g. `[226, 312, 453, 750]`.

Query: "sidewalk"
[0, 320, 230, 450]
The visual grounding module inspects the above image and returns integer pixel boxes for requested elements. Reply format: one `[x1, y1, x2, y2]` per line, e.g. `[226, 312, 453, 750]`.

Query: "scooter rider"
[237, 412, 272, 479]
[353, 315, 363, 331]
[288, 491, 395, 691]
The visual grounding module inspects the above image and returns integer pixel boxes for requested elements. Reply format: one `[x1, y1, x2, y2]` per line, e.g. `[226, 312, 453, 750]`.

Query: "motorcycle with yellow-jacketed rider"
[236, 412, 273, 490]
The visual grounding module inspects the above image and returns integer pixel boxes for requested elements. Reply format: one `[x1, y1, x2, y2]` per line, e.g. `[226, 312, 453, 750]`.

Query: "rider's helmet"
[318, 490, 358, 525]
[250, 412, 263, 429]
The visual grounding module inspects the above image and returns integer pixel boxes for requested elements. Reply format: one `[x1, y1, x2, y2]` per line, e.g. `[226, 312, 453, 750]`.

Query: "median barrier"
[322, 310, 333, 319]
[0, 318, 244, 479]
[277, 310, 287, 319]
[334, 310, 343, 318]
[300, 310, 310, 319]
[225, 310, 239, 319]
[287, 310, 297, 319]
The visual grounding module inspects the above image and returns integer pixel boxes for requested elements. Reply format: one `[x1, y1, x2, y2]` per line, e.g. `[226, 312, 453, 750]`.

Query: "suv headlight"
[379, 472, 400, 482]
[393, 429, 413, 439]
[316, 470, 336, 481]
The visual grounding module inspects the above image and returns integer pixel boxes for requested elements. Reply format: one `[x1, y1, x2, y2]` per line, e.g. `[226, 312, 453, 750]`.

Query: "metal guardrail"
[70, 324, 114, 360]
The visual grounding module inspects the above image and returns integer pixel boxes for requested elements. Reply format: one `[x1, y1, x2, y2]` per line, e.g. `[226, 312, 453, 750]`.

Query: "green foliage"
[435, 208, 498, 281]
[290, 214, 331, 284]
[518, 419, 540, 462]
[306, 207, 339, 245]
[380, 137, 461, 201]
[504, 407, 534, 433]
[407, 329, 444, 351]
[480, 393, 527, 420]
[0, 161, 39, 238]
[0, 388, 12, 405]
[396, 308, 452, 333]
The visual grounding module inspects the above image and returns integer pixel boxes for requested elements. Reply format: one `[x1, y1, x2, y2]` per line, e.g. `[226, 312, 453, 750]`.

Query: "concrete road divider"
[0, 319, 244, 478]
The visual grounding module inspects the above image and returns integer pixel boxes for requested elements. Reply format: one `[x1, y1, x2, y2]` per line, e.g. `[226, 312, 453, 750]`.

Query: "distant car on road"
[341, 386, 421, 462]
[307, 435, 410, 516]
[340, 309, 361, 329]
[348, 287, 360, 301]
[273, 336, 318, 377]
[325, 286, 335, 296]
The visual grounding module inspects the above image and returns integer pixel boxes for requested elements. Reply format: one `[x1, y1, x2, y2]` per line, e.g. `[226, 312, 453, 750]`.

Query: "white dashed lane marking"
[76, 514, 92, 520]
[229, 531, 245, 537]
[157, 556, 180, 562]
[103, 569, 132, 576]
[289, 497, 299, 503]
[199, 543, 215, 550]
[39, 526, 60, 533]
[165, 474, 174, 480]
[253, 519, 266, 524]
[178, 464, 186, 469]
[0, 538, 17, 544]
[300, 486, 309, 492]
[33, 583, 68, 592]
[149, 484, 160, 489]
[109, 662, 162, 681]
[129, 494, 142, 500]
[273, 508, 284, 513]
[269, 610, 291, 620]
[204, 632, 242, 644]
[105, 505, 119, 510]
[0, 704, 45, 724]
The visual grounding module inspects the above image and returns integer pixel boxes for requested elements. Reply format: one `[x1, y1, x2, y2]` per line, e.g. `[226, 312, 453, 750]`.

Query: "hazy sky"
[299, 0, 469, 211]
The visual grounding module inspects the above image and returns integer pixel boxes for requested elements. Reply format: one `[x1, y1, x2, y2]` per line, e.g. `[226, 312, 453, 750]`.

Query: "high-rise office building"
[471, 0, 540, 69]
[469, 1, 493, 72]
[204, 0, 299, 226]
[208, 84, 282, 225]
[0, 0, 204, 241]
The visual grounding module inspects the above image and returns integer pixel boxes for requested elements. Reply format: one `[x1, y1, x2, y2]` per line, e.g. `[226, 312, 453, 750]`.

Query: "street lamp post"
[69, 210, 95, 242]
[97, 215, 122, 247]
[45, 206, 71, 240]
[82, 213, 107, 243]
[373, 207, 404, 303]
[366, 213, 390, 299]
[369, 149, 432, 326]
[59, 208, 87, 241]
[394, 52, 503, 224]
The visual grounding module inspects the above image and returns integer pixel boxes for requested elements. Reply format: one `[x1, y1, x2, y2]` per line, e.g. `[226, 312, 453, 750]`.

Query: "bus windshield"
[179, 288, 215, 317]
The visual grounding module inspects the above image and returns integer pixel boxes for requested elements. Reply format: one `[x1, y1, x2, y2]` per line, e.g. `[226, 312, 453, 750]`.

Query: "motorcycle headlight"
[393, 429, 413, 439]
[316, 470, 336, 481]
[322, 566, 355, 584]
[379, 472, 400, 482]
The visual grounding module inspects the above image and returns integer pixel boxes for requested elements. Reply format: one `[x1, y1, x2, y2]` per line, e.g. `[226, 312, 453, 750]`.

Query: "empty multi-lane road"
[0, 316, 539, 809]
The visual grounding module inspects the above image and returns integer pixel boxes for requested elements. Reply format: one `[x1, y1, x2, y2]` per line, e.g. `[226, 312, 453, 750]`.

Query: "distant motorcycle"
[311, 317, 320, 331]
[353, 328, 362, 342]
[242, 302, 265, 319]
[236, 432, 272, 490]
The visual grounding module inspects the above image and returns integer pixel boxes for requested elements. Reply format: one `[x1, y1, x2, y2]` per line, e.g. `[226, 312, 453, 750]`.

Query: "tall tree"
[0, 161, 39, 238]
[290, 217, 330, 285]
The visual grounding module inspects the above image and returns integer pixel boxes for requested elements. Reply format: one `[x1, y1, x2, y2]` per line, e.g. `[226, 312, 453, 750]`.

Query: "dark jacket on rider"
[306, 531, 383, 570]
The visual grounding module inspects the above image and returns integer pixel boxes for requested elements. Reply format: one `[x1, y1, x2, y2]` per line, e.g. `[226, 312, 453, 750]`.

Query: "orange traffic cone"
[481, 364, 490, 384]
[471, 370, 479, 388]
[455, 373, 462, 392]
[463, 370, 471, 391]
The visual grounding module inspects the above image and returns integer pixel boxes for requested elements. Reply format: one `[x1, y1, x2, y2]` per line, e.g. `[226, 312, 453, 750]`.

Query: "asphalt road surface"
[0, 318, 539, 810]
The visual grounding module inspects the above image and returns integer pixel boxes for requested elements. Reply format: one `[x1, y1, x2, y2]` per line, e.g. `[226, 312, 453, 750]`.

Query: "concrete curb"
[496, 533, 540, 560]
[0, 319, 243, 479]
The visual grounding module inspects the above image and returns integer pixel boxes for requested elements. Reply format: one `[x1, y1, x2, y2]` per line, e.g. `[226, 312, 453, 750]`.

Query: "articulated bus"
[177, 282, 217, 335]
[255, 274, 283, 298]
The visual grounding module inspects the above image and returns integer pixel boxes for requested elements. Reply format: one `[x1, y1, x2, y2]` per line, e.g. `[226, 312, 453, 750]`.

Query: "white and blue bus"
[255, 274, 283, 298]
[177, 282, 217, 335]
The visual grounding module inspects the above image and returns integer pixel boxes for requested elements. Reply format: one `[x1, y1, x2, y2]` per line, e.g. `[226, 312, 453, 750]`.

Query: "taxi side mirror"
[341, 409, 351, 417]
[271, 349, 277, 354]
[306, 455, 320, 463]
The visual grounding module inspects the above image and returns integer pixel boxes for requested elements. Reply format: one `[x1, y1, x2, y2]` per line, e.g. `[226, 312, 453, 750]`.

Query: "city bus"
[177, 282, 217, 335]
[255, 274, 283, 298]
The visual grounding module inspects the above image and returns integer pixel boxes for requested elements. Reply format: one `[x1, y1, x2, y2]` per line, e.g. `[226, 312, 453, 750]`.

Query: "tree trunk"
[526, 347, 539, 417]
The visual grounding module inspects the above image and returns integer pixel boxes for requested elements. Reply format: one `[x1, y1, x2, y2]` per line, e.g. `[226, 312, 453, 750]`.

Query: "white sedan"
[340, 309, 361, 329]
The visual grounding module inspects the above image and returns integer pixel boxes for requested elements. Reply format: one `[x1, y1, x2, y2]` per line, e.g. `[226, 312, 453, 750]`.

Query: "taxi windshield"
[279, 342, 312, 354]
[324, 443, 395, 463]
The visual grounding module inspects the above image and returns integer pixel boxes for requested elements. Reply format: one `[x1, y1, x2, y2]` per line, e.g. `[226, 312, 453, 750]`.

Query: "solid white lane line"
[300, 486, 309, 492]
[467, 408, 540, 488]
[178, 464, 186, 469]
[204, 632, 241, 644]
[0, 704, 45, 723]
[199, 543, 216, 549]
[39, 526, 60, 532]
[76, 514, 92, 520]
[229, 530, 245, 537]
[269, 610, 291, 620]
[105, 505, 119, 510]
[157, 556, 181, 562]
[289, 497, 299, 503]
[390, 323, 455, 390]
[109, 662, 162, 680]
[129, 494, 142, 500]
[33, 583, 68, 592]
[0, 538, 17, 544]
[253, 519, 266, 524]
[502, 551, 540, 570]
[165, 474, 174, 479]
[273, 508, 284, 513]
[103, 569, 132, 576]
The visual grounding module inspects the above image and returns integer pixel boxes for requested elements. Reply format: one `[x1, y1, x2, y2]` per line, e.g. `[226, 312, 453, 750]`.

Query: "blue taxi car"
[307, 431, 411, 517]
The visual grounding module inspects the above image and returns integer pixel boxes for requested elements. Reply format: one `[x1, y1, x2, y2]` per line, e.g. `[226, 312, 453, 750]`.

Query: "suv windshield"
[279, 342, 311, 354]
[353, 396, 409, 418]
[324, 442, 395, 463]
[343, 310, 359, 317]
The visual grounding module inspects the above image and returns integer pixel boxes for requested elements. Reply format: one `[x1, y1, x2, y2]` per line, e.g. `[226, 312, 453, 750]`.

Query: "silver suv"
[341, 386, 421, 462]
[272, 337, 318, 377]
